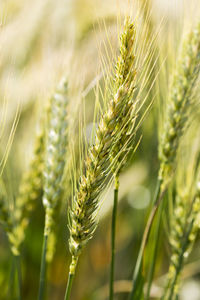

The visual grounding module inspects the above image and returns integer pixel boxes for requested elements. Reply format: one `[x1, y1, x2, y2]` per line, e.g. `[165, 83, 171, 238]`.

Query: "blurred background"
[0, 0, 200, 299]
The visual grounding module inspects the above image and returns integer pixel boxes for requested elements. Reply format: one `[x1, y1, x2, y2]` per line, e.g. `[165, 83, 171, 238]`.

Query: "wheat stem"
[64, 274, 74, 300]
[15, 255, 22, 300]
[64, 257, 78, 300]
[109, 175, 119, 300]
[146, 197, 164, 300]
[8, 256, 15, 299]
[38, 234, 48, 300]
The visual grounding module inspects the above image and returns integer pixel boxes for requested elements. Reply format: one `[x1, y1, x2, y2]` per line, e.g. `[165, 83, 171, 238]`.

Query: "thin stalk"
[129, 179, 167, 300]
[64, 257, 78, 300]
[64, 274, 74, 300]
[38, 234, 48, 300]
[8, 255, 15, 300]
[109, 175, 119, 300]
[15, 255, 22, 300]
[146, 198, 164, 300]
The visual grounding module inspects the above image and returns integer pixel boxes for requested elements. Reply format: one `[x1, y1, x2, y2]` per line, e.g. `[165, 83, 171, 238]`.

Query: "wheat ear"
[0, 188, 13, 241]
[38, 78, 69, 300]
[162, 180, 200, 300]
[65, 17, 138, 300]
[109, 18, 137, 300]
[159, 21, 200, 187]
[0, 179, 23, 300]
[129, 21, 200, 300]
[12, 129, 45, 253]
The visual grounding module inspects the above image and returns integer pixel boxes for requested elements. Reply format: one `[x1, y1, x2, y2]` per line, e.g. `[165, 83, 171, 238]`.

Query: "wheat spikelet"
[11, 96, 54, 254]
[159, 21, 200, 187]
[68, 17, 139, 272]
[162, 127, 200, 300]
[38, 77, 69, 299]
[110, 18, 137, 174]
[0, 188, 12, 233]
[0, 105, 20, 255]
[42, 77, 69, 236]
[11, 128, 45, 253]
[0, 193, 19, 256]
[10, 77, 69, 258]
[162, 179, 200, 300]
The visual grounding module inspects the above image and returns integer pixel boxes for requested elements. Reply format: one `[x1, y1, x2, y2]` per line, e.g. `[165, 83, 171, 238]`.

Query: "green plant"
[129, 20, 200, 300]
[162, 129, 200, 300]
[38, 78, 69, 300]
[0, 2, 200, 300]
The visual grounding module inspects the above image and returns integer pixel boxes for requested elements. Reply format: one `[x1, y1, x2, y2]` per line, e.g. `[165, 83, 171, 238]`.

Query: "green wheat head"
[68, 17, 145, 273]
[110, 18, 137, 175]
[43, 78, 69, 236]
[12, 128, 45, 253]
[0, 186, 12, 235]
[163, 180, 200, 300]
[159, 21, 200, 188]
[163, 128, 200, 300]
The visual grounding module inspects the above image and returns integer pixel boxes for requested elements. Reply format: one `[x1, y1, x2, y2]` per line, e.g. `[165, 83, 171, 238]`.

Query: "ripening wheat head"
[159, 21, 200, 187]
[0, 177, 22, 256]
[68, 17, 150, 271]
[12, 94, 53, 253]
[163, 128, 200, 300]
[0, 184, 12, 233]
[109, 18, 137, 174]
[13, 128, 45, 252]
[42, 78, 69, 236]
[163, 179, 200, 300]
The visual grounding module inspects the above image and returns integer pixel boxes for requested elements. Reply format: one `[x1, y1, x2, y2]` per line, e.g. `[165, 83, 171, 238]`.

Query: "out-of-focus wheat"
[38, 77, 69, 300]
[159, 22, 200, 188]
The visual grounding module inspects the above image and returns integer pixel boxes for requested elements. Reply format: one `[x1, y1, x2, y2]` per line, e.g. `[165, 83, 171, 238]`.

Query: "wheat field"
[0, 1, 200, 300]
